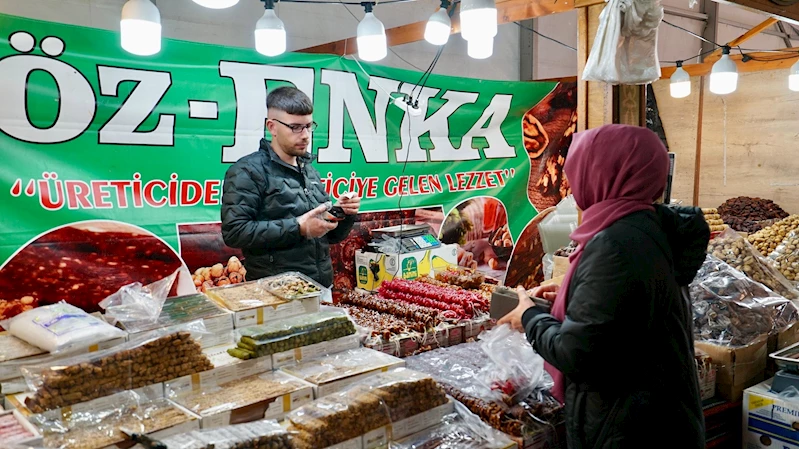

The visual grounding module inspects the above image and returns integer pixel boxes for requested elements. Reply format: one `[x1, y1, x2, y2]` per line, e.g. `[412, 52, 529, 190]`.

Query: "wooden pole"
[693, 76, 706, 207]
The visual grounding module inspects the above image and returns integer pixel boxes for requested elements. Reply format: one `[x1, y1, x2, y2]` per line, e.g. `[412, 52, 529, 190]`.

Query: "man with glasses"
[221, 87, 360, 289]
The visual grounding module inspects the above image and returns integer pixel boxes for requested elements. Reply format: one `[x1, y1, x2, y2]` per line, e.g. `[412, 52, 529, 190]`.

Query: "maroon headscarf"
[546, 124, 670, 402]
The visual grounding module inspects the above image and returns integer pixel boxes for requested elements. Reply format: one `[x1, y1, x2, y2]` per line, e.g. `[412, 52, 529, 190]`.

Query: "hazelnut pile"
[748, 215, 799, 257]
[192, 256, 246, 293]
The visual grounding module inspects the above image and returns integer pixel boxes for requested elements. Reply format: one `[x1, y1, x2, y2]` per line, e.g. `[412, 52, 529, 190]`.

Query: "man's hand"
[338, 192, 361, 216]
[498, 286, 536, 332]
[298, 205, 338, 239]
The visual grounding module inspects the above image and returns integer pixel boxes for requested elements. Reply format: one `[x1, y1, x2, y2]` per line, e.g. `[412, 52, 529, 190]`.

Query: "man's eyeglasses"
[272, 119, 318, 134]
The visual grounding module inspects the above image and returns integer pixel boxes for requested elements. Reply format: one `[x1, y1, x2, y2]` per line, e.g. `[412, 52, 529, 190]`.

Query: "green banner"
[0, 13, 577, 314]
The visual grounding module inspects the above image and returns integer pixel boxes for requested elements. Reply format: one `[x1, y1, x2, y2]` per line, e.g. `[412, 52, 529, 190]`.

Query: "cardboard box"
[281, 348, 405, 398]
[0, 409, 42, 445]
[743, 378, 799, 448]
[323, 436, 363, 449]
[166, 361, 312, 428]
[463, 317, 493, 341]
[272, 335, 360, 368]
[355, 245, 457, 291]
[695, 336, 768, 402]
[361, 400, 455, 448]
[506, 422, 566, 449]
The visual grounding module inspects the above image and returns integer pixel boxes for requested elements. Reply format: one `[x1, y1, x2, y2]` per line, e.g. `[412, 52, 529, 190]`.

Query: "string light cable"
[513, 21, 577, 52]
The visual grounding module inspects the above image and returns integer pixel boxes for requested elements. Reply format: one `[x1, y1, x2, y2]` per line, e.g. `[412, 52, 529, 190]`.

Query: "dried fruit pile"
[379, 279, 489, 320]
[718, 197, 789, 233]
[192, 256, 246, 292]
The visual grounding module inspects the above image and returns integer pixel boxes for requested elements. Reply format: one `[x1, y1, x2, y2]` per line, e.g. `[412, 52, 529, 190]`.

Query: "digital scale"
[370, 224, 441, 254]
[769, 342, 799, 392]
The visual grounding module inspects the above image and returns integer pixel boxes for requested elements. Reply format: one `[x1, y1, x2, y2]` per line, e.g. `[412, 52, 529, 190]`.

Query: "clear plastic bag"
[231, 310, 357, 359]
[21, 321, 213, 413]
[0, 302, 126, 353]
[29, 390, 196, 449]
[281, 347, 403, 386]
[158, 420, 291, 449]
[118, 293, 229, 334]
[99, 269, 179, 325]
[286, 368, 448, 449]
[477, 324, 545, 404]
[690, 255, 798, 346]
[582, 0, 664, 85]
[404, 340, 561, 437]
[708, 228, 799, 300]
[769, 229, 799, 282]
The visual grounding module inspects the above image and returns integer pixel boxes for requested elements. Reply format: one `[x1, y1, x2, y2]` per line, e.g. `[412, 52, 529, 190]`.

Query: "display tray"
[281, 348, 405, 397]
[0, 409, 41, 445]
[206, 282, 320, 328]
[770, 340, 799, 372]
[165, 359, 309, 428]
[261, 272, 324, 301]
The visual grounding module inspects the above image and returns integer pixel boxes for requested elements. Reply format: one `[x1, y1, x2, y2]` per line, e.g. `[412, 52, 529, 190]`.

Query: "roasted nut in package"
[690, 255, 798, 346]
[707, 228, 798, 300]
[30, 391, 196, 449]
[287, 368, 448, 449]
[158, 420, 292, 449]
[768, 229, 799, 281]
[21, 322, 213, 413]
[281, 347, 404, 386]
[230, 310, 356, 359]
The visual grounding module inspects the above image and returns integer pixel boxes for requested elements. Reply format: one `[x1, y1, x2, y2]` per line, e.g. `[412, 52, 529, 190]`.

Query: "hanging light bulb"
[357, 3, 387, 61]
[460, 0, 497, 41]
[709, 46, 738, 95]
[670, 61, 691, 98]
[192, 0, 239, 8]
[467, 36, 493, 59]
[789, 59, 799, 92]
[120, 0, 161, 56]
[424, 0, 451, 46]
[254, 0, 286, 57]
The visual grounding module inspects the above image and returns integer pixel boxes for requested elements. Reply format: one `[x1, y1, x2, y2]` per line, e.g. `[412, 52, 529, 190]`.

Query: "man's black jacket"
[221, 139, 355, 286]
[522, 206, 708, 449]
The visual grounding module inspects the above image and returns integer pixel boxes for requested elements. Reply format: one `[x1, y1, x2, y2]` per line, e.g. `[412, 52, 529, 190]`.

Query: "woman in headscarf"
[499, 124, 707, 449]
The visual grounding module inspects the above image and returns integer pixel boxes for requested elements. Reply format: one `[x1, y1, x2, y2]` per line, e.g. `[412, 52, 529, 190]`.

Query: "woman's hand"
[498, 287, 536, 332]
[498, 284, 560, 332]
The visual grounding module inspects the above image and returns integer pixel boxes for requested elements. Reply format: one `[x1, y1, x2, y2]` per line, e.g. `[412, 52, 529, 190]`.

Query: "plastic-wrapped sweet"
[0, 302, 126, 353]
[690, 255, 798, 346]
[768, 229, 799, 282]
[116, 293, 228, 333]
[230, 310, 356, 359]
[391, 401, 515, 449]
[167, 370, 310, 419]
[281, 347, 403, 386]
[158, 420, 292, 449]
[286, 368, 448, 449]
[404, 329, 560, 437]
[21, 322, 213, 413]
[30, 391, 196, 449]
[707, 228, 798, 300]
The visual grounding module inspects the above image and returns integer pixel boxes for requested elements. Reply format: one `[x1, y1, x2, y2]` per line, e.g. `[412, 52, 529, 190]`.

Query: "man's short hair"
[267, 86, 313, 115]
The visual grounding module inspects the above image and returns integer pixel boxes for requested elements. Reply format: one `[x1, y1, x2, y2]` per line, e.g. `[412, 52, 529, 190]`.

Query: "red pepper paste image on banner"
[0, 221, 193, 321]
